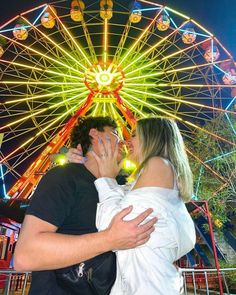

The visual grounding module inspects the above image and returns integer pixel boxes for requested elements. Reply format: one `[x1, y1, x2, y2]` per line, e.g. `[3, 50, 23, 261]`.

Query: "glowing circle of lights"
[0, 0, 235, 200]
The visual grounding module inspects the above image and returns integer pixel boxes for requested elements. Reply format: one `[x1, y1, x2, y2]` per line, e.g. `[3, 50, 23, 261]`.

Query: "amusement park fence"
[0, 268, 236, 295]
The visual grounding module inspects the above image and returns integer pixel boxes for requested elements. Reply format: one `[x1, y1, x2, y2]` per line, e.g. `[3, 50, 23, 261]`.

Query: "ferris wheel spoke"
[125, 82, 157, 87]
[164, 58, 232, 75]
[80, 21, 98, 64]
[120, 96, 148, 118]
[110, 103, 130, 133]
[21, 16, 89, 72]
[116, 10, 162, 68]
[0, 34, 84, 77]
[113, 20, 131, 64]
[103, 18, 108, 65]
[122, 87, 235, 115]
[91, 102, 100, 117]
[3, 87, 83, 105]
[0, 81, 85, 86]
[120, 90, 175, 116]
[122, 21, 188, 72]
[157, 83, 236, 89]
[51, 6, 92, 67]
[7, 142, 48, 171]
[0, 90, 89, 131]
[213, 36, 233, 59]
[120, 89, 235, 146]
[125, 72, 163, 81]
[125, 37, 211, 78]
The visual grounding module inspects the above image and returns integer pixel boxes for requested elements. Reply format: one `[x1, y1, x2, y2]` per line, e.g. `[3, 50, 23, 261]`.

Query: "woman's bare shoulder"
[133, 157, 174, 189]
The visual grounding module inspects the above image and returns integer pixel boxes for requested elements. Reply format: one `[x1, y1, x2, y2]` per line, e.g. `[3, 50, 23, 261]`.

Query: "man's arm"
[14, 207, 156, 272]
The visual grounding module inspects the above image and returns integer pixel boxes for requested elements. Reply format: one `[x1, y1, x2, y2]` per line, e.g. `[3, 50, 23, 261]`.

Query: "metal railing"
[181, 268, 236, 295]
[0, 270, 31, 294]
[0, 268, 235, 294]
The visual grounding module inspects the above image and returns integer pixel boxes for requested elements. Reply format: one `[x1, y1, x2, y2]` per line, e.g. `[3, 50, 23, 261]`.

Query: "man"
[14, 116, 157, 294]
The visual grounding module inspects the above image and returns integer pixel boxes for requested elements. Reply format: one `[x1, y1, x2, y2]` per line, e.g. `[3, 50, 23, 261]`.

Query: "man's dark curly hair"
[70, 116, 117, 155]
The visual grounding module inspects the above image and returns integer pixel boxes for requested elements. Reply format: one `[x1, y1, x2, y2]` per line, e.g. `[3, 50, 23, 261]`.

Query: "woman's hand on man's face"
[66, 144, 87, 164]
[92, 136, 121, 178]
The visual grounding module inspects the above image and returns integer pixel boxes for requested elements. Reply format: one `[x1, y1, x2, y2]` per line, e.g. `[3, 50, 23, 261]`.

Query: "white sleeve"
[95, 180, 181, 251]
[95, 177, 126, 231]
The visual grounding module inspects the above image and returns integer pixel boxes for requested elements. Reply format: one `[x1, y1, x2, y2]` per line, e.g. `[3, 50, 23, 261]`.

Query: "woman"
[91, 116, 196, 295]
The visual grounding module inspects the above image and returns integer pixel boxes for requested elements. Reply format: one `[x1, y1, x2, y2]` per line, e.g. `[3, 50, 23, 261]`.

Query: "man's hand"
[106, 206, 157, 250]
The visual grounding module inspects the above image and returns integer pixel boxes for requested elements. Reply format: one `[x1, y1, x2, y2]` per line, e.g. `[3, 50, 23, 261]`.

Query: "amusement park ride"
[0, 0, 235, 292]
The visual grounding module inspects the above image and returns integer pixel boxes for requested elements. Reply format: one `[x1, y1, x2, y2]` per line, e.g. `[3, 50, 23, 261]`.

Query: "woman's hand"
[66, 144, 87, 164]
[92, 136, 121, 178]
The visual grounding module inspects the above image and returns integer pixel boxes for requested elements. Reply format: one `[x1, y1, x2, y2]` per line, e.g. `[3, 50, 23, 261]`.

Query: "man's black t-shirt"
[26, 163, 98, 294]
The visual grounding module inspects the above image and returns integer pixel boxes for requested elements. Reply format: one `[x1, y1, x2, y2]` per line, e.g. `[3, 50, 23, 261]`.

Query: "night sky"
[0, 0, 236, 58]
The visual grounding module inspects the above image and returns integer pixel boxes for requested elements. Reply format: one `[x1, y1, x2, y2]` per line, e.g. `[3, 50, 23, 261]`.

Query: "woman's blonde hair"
[135, 116, 193, 202]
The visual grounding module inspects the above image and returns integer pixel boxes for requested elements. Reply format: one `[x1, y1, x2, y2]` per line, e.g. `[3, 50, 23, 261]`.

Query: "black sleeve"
[26, 166, 75, 228]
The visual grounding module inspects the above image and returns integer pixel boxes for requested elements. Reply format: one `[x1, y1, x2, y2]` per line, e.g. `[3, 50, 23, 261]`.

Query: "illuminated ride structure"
[0, 0, 235, 292]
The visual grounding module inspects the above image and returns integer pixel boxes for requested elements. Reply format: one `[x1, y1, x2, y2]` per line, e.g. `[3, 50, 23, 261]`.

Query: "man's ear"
[89, 128, 99, 140]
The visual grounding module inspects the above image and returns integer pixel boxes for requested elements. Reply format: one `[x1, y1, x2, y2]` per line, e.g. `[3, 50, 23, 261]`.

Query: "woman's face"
[127, 129, 140, 164]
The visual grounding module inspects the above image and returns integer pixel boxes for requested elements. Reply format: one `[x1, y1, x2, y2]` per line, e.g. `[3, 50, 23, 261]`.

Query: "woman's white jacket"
[95, 178, 196, 295]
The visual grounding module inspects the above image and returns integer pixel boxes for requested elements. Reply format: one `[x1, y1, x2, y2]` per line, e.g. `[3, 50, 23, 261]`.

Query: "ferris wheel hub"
[96, 71, 113, 86]
[84, 63, 125, 94]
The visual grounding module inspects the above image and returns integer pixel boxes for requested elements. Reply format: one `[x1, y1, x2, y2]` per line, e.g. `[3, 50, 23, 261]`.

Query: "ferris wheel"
[0, 0, 235, 199]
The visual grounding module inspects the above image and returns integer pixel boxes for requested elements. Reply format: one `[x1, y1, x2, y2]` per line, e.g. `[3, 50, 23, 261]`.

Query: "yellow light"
[58, 156, 67, 165]
[104, 18, 108, 65]
[164, 6, 190, 20]
[123, 159, 136, 172]
[214, 219, 223, 228]
[162, 38, 211, 61]
[0, 81, 85, 86]
[120, 89, 236, 146]
[35, 104, 81, 137]
[125, 83, 156, 87]
[165, 59, 231, 74]
[138, 0, 163, 8]
[191, 19, 213, 37]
